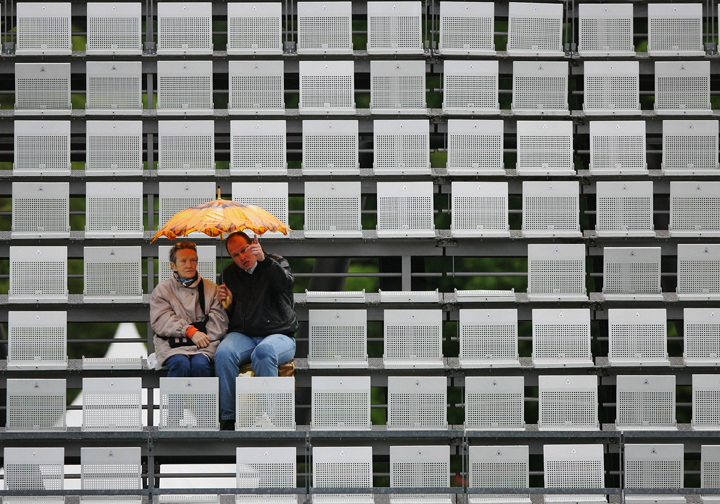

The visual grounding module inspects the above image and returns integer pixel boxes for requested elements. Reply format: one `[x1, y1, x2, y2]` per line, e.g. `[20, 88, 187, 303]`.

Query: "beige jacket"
[150, 275, 229, 366]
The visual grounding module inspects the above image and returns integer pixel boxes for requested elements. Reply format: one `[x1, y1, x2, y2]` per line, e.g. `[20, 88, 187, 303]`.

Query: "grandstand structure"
[2, 0, 720, 502]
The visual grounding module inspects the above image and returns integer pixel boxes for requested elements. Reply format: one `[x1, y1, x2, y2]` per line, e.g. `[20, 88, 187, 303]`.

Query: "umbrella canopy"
[151, 198, 291, 243]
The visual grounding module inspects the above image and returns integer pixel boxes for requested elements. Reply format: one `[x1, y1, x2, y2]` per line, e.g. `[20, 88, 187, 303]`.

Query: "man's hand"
[191, 331, 210, 348]
[217, 284, 233, 309]
[248, 237, 265, 262]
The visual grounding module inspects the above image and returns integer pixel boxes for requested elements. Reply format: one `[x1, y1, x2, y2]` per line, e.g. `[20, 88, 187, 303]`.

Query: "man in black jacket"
[215, 231, 297, 426]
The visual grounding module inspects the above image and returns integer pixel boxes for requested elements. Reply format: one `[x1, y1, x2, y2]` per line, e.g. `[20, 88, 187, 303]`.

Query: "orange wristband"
[185, 326, 199, 337]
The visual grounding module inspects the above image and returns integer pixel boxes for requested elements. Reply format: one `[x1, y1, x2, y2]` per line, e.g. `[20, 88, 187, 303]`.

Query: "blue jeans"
[165, 353, 213, 377]
[215, 332, 296, 420]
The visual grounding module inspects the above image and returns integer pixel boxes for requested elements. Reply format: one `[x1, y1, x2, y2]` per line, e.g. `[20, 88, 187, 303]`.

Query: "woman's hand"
[191, 331, 210, 348]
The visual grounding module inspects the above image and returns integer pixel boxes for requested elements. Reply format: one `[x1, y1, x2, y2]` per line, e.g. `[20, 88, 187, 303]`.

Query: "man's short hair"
[225, 231, 252, 253]
[169, 241, 197, 264]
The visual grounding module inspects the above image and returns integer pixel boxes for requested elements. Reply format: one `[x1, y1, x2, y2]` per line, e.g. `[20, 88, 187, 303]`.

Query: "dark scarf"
[173, 271, 198, 287]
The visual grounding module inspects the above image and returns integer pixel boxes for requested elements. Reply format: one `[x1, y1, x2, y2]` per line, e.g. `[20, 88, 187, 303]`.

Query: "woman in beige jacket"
[150, 242, 229, 376]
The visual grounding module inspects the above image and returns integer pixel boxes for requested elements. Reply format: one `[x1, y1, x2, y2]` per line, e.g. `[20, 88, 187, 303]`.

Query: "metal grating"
[232, 182, 289, 239]
[158, 181, 216, 239]
[156, 61, 214, 115]
[86, 121, 143, 175]
[692, 375, 720, 430]
[616, 376, 677, 430]
[684, 308, 720, 366]
[15, 63, 72, 115]
[312, 446, 373, 504]
[438, 1, 495, 55]
[236, 376, 295, 431]
[228, 60, 285, 114]
[459, 309, 519, 368]
[370, 60, 426, 114]
[608, 309, 669, 366]
[446, 119, 504, 175]
[515, 121, 574, 175]
[83, 246, 143, 303]
[304, 181, 362, 238]
[507, 1, 564, 55]
[602, 247, 663, 300]
[465, 376, 525, 430]
[522, 181, 580, 237]
[299, 60, 355, 114]
[12, 182, 70, 238]
[677, 244, 720, 300]
[9, 246, 68, 303]
[3, 447, 64, 504]
[302, 120, 359, 175]
[702, 445, 720, 502]
[662, 119, 719, 175]
[443, 60, 499, 114]
[157, 2, 213, 54]
[648, 3, 704, 55]
[86, 62, 142, 115]
[583, 61, 640, 115]
[82, 378, 142, 432]
[236, 447, 297, 504]
[655, 61, 711, 115]
[596, 181, 654, 237]
[81, 447, 142, 504]
[366, 1, 423, 54]
[379, 289, 440, 303]
[512, 61, 569, 115]
[543, 444, 606, 504]
[306, 290, 366, 303]
[670, 181, 720, 236]
[297, 1, 353, 54]
[13, 120, 71, 176]
[158, 120, 215, 175]
[7, 311, 67, 370]
[624, 444, 684, 504]
[16, 2, 71, 55]
[387, 376, 447, 430]
[468, 445, 530, 504]
[227, 2, 283, 55]
[85, 182, 144, 238]
[578, 3, 634, 56]
[86, 2, 142, 54]
[527, 244, 587, 301]
[311, 376, 371, 430]
[538, 376, 599, 431]
[389, 445, 451, 504]
[451, 181, 509, 238]
[6, 378, 67, 431]
[158, 245, 217, 284]
[308, 309, 368, 368]
[230, 120, 287, 175]
[374, 120, 430, 175]
[159, 377, 219, 431]
[377, 181, 435, 238]
[589, 121, 647, 175]
[531, 308, 593, 368]
[384, 309, 444, 368]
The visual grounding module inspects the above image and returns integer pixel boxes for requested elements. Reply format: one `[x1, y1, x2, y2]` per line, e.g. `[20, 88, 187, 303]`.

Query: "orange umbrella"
[151, 196, 291, 243]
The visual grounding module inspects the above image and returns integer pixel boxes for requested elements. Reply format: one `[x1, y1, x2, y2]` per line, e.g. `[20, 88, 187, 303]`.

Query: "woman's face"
[170, 248, 199, 279]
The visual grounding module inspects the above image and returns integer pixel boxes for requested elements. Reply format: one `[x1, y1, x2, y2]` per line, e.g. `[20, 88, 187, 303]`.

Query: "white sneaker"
[254, 411, 275, 428]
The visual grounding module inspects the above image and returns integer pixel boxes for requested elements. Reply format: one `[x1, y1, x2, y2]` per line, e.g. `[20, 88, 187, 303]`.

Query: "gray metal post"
[401, 256, 412, 291]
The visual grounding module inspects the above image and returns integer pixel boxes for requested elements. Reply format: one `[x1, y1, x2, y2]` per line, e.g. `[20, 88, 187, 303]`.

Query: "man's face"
[170, 248, 199, 279]
[227, 236, 257, 271]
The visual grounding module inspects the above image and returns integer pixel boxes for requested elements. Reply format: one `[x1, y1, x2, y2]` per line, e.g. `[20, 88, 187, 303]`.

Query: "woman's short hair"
[169, 242, 197, 264]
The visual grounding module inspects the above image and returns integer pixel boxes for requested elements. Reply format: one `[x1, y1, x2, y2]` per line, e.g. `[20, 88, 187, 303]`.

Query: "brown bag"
[239, 359, 295, 377]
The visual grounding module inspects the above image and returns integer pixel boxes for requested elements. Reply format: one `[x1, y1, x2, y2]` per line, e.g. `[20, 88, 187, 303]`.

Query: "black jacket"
[222, 252, 298, 338]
